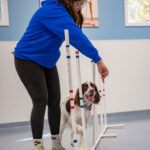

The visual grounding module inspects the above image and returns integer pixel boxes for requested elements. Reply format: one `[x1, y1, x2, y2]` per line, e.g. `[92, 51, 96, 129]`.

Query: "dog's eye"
[90, 83, 95, 88]
[82, 84, 88, 92]
[90, 83, 97, 91]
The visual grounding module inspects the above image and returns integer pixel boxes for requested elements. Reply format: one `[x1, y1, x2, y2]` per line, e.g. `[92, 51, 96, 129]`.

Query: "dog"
[59, 81, 101, 150]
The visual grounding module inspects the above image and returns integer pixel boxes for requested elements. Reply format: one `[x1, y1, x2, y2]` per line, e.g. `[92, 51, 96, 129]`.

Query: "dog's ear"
[74, 89, 80, 106]
[94, 85, 101, 104]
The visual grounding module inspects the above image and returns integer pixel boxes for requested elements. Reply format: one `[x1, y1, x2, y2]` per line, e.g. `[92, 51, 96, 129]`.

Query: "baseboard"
[0, 109, 150, 128]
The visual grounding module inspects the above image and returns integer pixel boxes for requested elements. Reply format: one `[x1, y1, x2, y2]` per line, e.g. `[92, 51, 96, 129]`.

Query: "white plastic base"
[90, 123, 124, 150]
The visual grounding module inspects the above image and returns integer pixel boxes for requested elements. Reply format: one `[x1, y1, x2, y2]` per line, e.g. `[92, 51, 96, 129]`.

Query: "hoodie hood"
[41, 0, 58, 6]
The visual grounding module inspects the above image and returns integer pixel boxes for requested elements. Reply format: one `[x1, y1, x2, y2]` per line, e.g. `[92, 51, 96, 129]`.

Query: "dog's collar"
[84, 103, 92, 111]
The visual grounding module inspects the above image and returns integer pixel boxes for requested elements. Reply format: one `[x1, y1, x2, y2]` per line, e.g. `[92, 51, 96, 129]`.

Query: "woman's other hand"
[97, 60, 109, 83]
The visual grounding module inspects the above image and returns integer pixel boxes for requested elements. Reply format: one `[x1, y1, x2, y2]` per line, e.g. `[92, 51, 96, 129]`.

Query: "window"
[124, 0, 150, 26]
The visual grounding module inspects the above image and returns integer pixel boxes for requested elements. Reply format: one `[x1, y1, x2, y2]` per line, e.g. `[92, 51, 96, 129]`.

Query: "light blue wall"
[0, 0, 150, 41]
[0, 0, 39, 41]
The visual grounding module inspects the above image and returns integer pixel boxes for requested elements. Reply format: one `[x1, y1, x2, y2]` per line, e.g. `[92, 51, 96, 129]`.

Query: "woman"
[14, 0, 109, 150]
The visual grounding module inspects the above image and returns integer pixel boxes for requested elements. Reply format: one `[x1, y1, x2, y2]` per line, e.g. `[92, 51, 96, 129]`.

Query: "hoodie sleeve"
[36, 4, 102, 63]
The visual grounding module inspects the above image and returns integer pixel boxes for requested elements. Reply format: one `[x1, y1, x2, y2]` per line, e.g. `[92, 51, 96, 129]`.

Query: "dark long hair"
[58, 0, 84, 28]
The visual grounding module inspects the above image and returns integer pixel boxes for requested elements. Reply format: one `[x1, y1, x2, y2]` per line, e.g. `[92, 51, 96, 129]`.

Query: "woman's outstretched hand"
[97, 60, 109, 83]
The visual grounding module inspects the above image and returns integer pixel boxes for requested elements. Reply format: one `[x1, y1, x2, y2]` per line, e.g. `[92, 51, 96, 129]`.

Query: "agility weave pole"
[91, 62, 124, 150]
[75, 50, 88, 149]
[65, 29, 88, 150]
[92, 62, 99, 144]
[65, 29, 124, 150]
[65, 29, 78, 150]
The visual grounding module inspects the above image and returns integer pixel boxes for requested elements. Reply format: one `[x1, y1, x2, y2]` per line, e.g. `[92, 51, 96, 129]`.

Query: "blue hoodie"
[14, 0, 101, 69]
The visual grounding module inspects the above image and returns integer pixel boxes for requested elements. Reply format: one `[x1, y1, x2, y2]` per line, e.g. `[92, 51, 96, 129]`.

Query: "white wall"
[0, 40, 150, 124]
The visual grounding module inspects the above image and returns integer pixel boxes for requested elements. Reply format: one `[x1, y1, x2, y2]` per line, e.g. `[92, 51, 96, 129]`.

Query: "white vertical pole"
[75, 50, 88, 150]
[64, 29, 78, 149]
[92, 61, 98, 144]
[99, 88, 104, 131]
[102, 83, 107, 125]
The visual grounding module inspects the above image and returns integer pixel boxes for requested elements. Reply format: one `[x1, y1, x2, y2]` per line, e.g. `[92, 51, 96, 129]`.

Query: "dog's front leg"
[76, 124, 83, 134]
[77, 124, 91, 150]
[71, 131, 75, 147]
[78, 135, 84, 150]
[78, 135, 92, 150]
[71, 123, 83, 148]
[76, 124, 84, 150]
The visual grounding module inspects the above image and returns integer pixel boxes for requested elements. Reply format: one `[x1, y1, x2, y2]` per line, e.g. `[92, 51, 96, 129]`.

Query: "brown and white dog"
[59, 81, 101, 150]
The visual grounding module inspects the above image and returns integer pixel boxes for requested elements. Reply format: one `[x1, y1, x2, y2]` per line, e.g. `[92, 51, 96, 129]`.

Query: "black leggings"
[14, 56, 61, 139]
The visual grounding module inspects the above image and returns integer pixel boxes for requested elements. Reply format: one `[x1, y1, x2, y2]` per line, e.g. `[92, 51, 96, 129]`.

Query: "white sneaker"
[34, 143, 45, 150]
